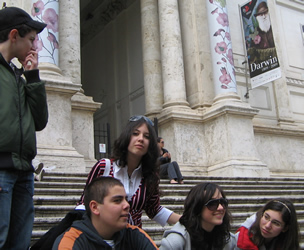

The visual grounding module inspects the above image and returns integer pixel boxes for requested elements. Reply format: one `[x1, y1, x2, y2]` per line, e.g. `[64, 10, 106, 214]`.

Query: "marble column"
[31, 0, 62, 76]
[31, 0, 59, 65]
[140, 0, 163, 116]
[58, 0, 81, 86]
[28, 0, 100, 172]
[202, 0, 269, 177]
[266, 0, 294, 127]
[158, 0, 189, 109]
[206, 0, 237, 99]
[177, 0, 214, 110]
[58, 0, 102, 170]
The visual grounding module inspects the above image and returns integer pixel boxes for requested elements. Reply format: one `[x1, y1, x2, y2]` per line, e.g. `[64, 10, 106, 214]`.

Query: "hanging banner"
[240, 0, 281, 88]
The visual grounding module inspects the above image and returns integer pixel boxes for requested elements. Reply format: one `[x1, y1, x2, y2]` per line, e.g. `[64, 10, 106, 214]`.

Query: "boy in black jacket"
[52, 177, 158, 250]
[0, 5, 48, 249]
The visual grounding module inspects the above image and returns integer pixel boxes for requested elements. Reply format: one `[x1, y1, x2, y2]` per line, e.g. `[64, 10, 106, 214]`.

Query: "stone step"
[31, 222, 304, 247]
[31, 172, 304, 247]
[34, 196, 79, 206]
[32, 211, 304, 230]
[35, 181, 304, 190]
[161, 189, 304, 196]
[143, 228, 304, 244]
[40, 172, 304, 182]
[33, 204, 304, 232]
[35, 188, 303, 197]
[41, 176, 87, 183]
[33, 197, 304, 211]
[33, 196, 304, 214]
[34, 181, 304, 190]
[159, 195, 304, 206]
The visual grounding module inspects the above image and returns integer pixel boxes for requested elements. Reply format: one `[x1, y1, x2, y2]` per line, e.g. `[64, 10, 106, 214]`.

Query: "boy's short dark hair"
[0, 6, 46, 42]
[0, 24, 32, 43]
[83, 177, 124, 217]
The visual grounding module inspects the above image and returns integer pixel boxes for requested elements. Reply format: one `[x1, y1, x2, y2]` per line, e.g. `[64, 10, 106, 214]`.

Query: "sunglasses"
[129, 115, 154, 126]
[205, 198, 228, 211]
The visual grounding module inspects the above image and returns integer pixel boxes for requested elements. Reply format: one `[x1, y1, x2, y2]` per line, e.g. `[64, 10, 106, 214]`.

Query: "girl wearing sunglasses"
[160, 182, 236, 250]
[235, 198, 300, 250]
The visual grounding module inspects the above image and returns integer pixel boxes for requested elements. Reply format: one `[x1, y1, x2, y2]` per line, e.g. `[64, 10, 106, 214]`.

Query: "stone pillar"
[203, 0, 269, 177]
[28, 0, 99, 172]
[140, 0, 163, 116]
[58, 0, 81, 86]
[177, 0, 214, 110]
[267, 0, 294, 127]
[158, 0, 189, 109]
[71, 92, 101, 169]
[206, 0, 237, 97]
[31, 0, 59, 66]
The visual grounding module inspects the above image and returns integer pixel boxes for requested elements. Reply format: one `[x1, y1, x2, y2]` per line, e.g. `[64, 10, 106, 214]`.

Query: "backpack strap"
[103, 158, 111, 176]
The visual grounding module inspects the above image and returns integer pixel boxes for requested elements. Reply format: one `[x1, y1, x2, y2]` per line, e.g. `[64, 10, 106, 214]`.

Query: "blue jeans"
[0, 170, 34, 250]
[160, 161, 183, 181]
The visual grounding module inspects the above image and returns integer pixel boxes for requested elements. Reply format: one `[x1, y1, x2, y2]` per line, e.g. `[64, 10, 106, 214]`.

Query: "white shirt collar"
[113, 160, 143, 200]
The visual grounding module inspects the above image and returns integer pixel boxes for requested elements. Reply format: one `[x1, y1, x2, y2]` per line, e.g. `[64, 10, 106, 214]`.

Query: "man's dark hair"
[84, 177, 124, 217]
[0, 24, 33, 43]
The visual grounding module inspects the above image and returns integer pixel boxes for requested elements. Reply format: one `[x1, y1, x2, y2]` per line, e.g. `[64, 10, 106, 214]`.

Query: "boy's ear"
[89, 200, 101, 216]
[9, 29, 19, 42]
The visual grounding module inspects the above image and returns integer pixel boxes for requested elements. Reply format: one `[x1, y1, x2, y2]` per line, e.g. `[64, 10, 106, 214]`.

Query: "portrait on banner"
[240, 0, 281, 88]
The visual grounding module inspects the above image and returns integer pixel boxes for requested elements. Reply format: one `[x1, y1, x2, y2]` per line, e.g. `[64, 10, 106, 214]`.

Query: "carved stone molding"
[81, 0, 136, 46]
[276, 0, 304, 11]
[286, 77, 304, 87]
[129, 86, 145, 101]
[289, 0, 304, 5]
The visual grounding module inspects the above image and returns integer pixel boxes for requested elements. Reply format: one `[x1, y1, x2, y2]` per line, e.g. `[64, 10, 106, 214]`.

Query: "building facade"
[9, 0, 304, 176]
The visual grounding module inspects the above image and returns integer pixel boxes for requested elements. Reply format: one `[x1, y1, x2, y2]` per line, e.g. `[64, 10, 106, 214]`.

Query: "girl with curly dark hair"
[77, 115, 181, 228]
[235, 198, 300, 250]
[160, 182, 236, 250]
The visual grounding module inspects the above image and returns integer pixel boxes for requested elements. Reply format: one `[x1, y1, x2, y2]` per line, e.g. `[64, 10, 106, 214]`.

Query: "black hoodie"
[52, 214, 158, 250]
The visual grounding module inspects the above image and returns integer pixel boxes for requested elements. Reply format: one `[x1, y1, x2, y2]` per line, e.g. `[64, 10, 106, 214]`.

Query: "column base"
[85, 159, 98, 172]
[39, 62, 63, 77]
[203, 93, 270, 177]
[207, 159, 269, 177]
[72, 92, 101, 171]
[181, 165, 208, 176]
[163, 100, 190, 109]
[36, 145, 86, 173]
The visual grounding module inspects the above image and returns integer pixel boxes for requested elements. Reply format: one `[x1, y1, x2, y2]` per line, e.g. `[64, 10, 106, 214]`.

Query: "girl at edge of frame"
[160, 182, 236, 250]
[235, 198, 300, 250]
[77, 115, 181, 228]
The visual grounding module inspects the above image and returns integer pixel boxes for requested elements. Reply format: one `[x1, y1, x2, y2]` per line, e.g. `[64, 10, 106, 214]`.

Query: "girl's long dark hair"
[180, 182, 232, 250]
[249, 198, 300, 250]
[112, 117, 160, 195]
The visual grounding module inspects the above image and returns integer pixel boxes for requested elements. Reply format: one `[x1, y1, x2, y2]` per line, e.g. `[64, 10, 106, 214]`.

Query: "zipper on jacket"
[13, 66, 24, 158]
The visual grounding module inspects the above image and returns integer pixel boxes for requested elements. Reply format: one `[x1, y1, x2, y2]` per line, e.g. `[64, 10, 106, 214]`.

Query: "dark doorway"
[94, 123, 111, 159]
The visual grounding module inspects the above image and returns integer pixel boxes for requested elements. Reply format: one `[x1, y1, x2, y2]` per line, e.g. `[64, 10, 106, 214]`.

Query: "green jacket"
[0, 53, 48, 171]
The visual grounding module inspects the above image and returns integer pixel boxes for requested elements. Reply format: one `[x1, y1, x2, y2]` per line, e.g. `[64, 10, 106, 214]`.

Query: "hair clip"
[273, 200, 291, 214]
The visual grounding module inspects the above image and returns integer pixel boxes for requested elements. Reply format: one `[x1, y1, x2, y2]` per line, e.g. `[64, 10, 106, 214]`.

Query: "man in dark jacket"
[0, 5, 48, 249]
[52, 177, 158, 250]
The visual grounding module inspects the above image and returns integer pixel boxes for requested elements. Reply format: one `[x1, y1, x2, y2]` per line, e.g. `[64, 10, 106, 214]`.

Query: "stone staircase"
[32, 172, 304, 248]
